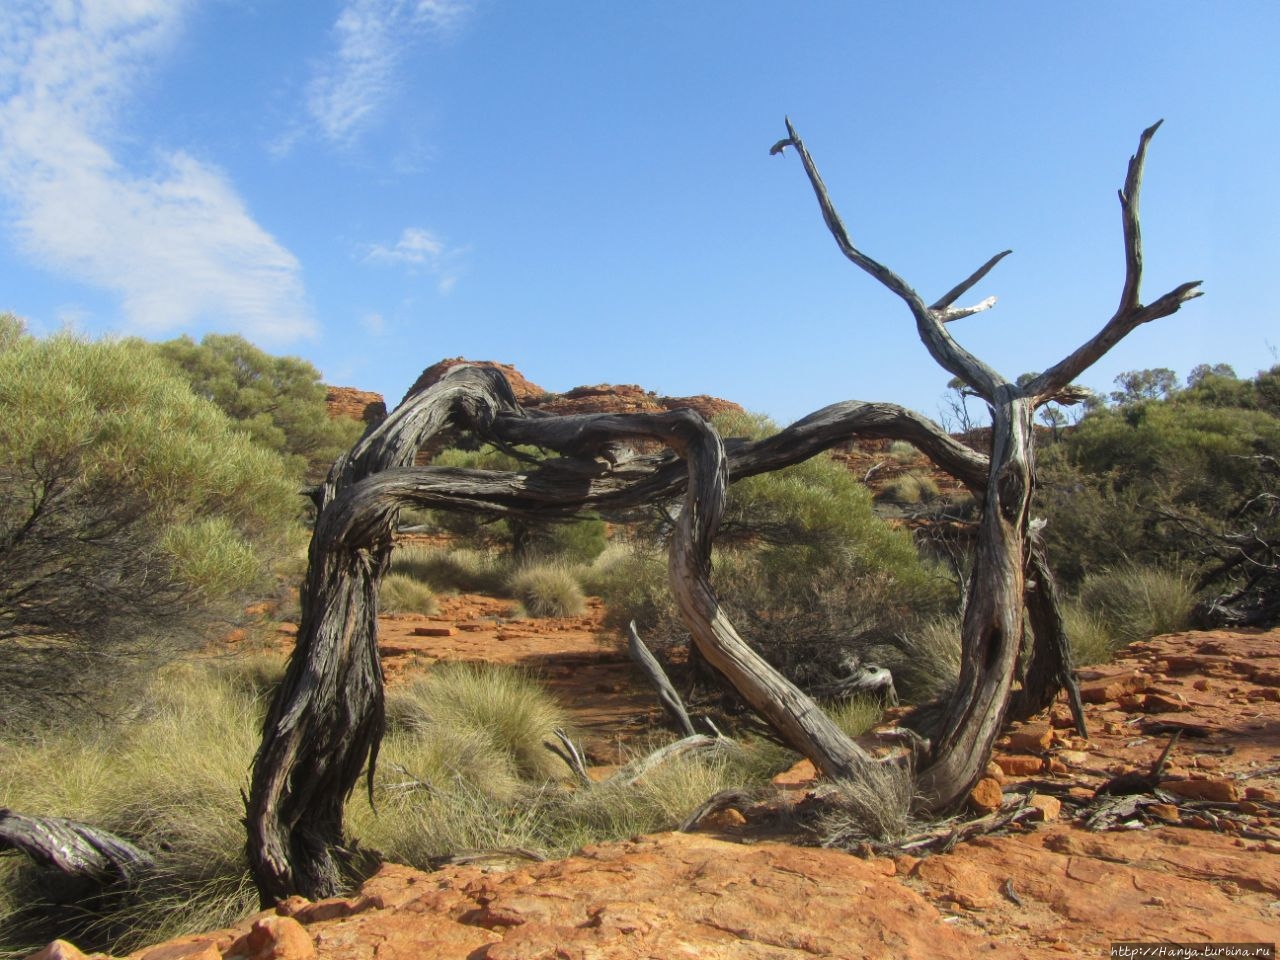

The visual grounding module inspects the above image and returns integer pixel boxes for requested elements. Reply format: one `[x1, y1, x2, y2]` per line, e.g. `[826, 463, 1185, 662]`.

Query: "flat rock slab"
[288, 835, 1026, 960]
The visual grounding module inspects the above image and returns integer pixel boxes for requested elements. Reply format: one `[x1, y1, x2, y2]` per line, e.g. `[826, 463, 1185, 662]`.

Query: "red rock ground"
[39, 612, 1280, 959]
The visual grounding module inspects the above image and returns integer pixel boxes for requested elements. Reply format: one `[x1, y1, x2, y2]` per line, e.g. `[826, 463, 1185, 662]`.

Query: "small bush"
[821, 759, 918, 846]
[824, 697, 884, 738]
[1078, 563, 1197, 646]
[536, 518, 609, 565]
[879, 615, 962, 705]
[888, 441, 918, 464]
[379, 573, 438, 615]
[508, 563, 587, 618]
[582, 543, 681, 638]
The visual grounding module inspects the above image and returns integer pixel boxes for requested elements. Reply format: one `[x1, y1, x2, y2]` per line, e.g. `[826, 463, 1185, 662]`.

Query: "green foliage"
[378, 573, 439, 615]
[508, 562, 587, 618]
[1038, 365, 1280, 594]
[824, 697, 884, 739]
[149, 333, 363, 482]
[876, 615, 963, 705]
[1110, 367, 1180, 405]
[581, 542, 679, 635]
[888, 440, 918, 463]
[709, 412, 955, 686]
[1061, 599, 1116, 666]
[0, 326, 301, 727]
[538, 517, 609, 564]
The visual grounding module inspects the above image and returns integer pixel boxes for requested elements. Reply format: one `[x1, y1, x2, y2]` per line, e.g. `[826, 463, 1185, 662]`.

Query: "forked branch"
[775, 118, 1006, 401]
[1025, 121, 1203, 402]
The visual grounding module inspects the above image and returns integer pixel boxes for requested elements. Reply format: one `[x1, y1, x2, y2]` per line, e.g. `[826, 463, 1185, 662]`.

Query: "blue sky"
[1, 2, 1276, 425]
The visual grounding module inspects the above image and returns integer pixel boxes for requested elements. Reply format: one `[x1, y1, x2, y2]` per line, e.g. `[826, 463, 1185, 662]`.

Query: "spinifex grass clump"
[0, 655, 786, 958]
[378, 572, 438, 615]
[508, 562, 587, 618]
[0, 656, 283, 958]
[1078, 563, 1197, 646]
[390, 544, 512, 595]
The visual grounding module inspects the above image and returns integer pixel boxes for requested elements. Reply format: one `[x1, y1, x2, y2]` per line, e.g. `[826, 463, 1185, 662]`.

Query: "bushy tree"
[0, 320, 302, 728]
[1109, 367, 1180, 405]
[1037, 365, 1280, 619]
[149, 333, 363, 482]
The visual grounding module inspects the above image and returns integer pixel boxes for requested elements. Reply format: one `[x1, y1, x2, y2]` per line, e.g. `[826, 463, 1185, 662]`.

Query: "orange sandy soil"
[46, 602, 1280, 959]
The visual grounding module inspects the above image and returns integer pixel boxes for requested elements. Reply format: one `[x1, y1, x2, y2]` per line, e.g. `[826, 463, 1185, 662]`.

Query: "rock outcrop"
[403, 358, 744, 422]
[323, 387, 386, 425]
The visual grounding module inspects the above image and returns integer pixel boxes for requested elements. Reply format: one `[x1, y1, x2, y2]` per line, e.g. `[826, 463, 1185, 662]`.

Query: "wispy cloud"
[363, 226, 465, 293]
[306, 0, 472, 147]
[365, 226, 444, 265]
[0, 3, 313, 341]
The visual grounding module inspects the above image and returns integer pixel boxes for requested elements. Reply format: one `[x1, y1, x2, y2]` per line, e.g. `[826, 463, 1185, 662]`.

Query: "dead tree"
[247, 121, 1200, 903]
[771, 118, 1199, 803]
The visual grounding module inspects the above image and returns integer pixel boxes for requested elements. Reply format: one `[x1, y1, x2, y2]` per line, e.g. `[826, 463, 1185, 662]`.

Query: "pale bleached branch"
[930, 250, 1012, 311]
[936, 295, 997, 324]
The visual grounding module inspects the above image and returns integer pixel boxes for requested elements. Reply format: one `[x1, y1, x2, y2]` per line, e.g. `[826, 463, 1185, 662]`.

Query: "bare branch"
[778, 118, 1005, 400]
[930, 250, 1013, 311]
[628, 620, 697, 737]
[1025, 122, 1203, 402]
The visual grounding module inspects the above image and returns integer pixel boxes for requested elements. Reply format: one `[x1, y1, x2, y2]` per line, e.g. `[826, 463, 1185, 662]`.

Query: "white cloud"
[365, 226, 444, 265]
[363, 225, 465, 293]
[306, 0, 471, 146]
[0, 3, 313, 341]
[360, 311, 387, 335]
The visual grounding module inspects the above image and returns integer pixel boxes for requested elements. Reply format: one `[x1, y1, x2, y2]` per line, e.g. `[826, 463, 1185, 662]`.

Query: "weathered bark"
[1010, 543, 1088, 735]
[246, 368, 526, 904]
[0, 809, 153, 883]
[628, 621, 696, 737]
[248, 121, 1201, 901]
[774, 117, 1200, 809]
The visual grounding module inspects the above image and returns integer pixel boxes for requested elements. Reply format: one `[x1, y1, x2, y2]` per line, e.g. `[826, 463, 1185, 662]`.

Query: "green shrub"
[1061, 599, 1116, 666]
[0, 327, 301, 728]
[508, 562, 587, 618]
[379, 573, 438, 615]
[537, 518, 609, 564]
[582, 542, 681, 638]
[149, 333, 364, 483]
[824, 697, 884, 738]
[878, 615, 962, 705]
[1077, 564, 1197, 646]
[888, 441, 918, 464]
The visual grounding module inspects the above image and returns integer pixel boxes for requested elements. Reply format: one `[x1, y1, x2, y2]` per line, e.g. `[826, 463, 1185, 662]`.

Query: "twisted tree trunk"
[247, 121, 1201, 902]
